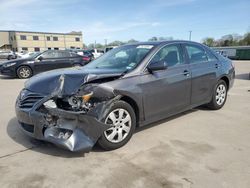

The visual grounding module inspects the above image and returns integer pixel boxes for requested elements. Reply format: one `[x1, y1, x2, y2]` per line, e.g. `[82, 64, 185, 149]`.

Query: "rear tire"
[17, 66, 32, 79]
[207, 80, 227, 110]
[98, 101, 136, 150]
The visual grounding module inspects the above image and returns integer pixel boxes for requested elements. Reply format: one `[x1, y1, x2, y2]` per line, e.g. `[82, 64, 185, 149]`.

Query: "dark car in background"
[15, 41, 235, 152]
[0, 50, 89, 79]
[70, 49, 94, 61]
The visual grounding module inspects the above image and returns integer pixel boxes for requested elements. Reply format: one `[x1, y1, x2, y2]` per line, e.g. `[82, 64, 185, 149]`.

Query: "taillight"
[82, 56, 90, 61]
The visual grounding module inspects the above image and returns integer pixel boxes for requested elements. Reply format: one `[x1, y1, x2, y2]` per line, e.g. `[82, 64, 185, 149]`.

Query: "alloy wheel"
[216, 84, 226, 105]
[19, 67, 31, 78]
[104, 108, 132, 143]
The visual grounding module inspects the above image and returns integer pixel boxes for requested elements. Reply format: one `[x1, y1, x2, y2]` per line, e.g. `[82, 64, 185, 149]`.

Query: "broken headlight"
[43, 99, 57, 108]
[68, 92, 93, 110]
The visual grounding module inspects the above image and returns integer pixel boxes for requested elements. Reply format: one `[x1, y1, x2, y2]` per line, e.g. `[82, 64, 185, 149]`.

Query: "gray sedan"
[15, 40, 235, 152]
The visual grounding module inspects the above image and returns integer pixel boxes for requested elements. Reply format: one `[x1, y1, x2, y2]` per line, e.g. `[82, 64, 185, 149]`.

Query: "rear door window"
[57, 51, 70, 58]
[206, 49, 218, 62]
[41, 51, 58, 59]
[185, 45, 208, 64]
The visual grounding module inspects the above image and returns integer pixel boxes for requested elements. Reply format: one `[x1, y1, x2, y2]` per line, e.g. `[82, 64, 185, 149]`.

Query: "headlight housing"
[43, 99, 57, 108]
[3, 62, 16, 67]
[68, 92, 93, 110]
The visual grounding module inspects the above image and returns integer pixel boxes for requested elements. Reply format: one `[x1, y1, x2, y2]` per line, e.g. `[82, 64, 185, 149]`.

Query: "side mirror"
[37, 56, 43, 61]
[147, 60, 168, 73]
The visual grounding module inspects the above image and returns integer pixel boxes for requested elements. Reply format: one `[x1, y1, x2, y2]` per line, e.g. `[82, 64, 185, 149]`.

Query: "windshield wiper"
[121, 69, 129, 76]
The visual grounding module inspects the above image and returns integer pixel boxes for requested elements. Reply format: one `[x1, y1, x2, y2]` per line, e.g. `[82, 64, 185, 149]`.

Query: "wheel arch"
[119, 95, 140, 127]
[219, 76, 230, 90]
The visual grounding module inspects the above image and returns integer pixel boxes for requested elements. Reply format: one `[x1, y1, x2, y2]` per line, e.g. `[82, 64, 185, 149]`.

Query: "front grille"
[20, 122, 34, 133]
[18, 90, 44, 109]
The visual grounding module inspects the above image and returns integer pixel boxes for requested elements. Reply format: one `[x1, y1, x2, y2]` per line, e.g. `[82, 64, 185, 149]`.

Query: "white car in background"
[16, 51, 39, 59]
[105, 46, 118, 53]
[90, 49, 104, 59]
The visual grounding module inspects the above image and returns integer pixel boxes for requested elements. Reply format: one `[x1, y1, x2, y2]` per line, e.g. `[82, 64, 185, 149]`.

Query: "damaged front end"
[16, 72, 122, 152]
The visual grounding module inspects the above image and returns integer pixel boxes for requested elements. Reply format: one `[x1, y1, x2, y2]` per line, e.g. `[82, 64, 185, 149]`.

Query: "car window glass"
[70, 52, 78, 57]
[41, 51, 58, 58]
[57, 51, 70, 58]
[150, 45, 183, 67]
[84, 45, 153, 72]
[115, 51, 128, 58]
[185, 45, 208, 63]
[206, 49, 218, 62]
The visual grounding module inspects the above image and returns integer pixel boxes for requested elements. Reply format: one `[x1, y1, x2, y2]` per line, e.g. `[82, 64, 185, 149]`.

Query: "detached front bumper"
[15, 91, 109, 152]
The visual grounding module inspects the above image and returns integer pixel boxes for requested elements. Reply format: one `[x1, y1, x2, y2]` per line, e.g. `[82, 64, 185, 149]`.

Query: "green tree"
[87, 43, 95, 49]
[127, 39, 139, 44]
[243, 32, 250, 45]
[108, 40, 125, 46]
[202, 37, 215, 47]
[82, 43, 87, 49]
[148, 37, 158, 41]
[95, 43, 104, 49]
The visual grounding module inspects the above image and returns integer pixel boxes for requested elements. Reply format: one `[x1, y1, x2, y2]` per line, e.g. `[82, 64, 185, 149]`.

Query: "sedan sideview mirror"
[147, 60, 168, 73]
[37, 56, 43, 61]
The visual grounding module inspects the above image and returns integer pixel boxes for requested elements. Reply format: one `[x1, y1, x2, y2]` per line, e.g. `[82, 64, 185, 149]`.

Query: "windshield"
[84, 44, 154, 73]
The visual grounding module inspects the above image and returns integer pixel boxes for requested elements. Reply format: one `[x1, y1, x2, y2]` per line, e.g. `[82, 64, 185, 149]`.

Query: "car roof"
[123, 40, 204, 46]
[43, 50, 71, 52]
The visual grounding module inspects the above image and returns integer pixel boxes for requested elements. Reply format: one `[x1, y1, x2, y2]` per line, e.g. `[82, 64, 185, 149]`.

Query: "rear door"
[140, 44, 191, 121]
[183, 44, 219, 106]
[68, 52, 83, 66]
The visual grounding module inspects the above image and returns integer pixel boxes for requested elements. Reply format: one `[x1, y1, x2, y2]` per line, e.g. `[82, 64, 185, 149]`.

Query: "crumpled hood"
[25, 67, 122, 95]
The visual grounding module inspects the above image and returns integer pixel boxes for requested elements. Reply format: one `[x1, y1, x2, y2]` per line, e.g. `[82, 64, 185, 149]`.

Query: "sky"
[0, 0, 249, 45]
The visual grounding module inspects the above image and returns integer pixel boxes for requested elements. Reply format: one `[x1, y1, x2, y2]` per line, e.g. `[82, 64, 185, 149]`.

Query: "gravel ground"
[0, 61, 249, 188]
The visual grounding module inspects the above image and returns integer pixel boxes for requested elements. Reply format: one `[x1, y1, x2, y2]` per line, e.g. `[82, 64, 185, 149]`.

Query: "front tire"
[207, 80, 227, 110]
[17, 66, 32, 79]
[98, 101, 136, 150]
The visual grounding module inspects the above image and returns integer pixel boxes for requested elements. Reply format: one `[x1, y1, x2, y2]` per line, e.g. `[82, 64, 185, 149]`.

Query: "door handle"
[183, 70, 190, 77]
[215, 63, 219, 68]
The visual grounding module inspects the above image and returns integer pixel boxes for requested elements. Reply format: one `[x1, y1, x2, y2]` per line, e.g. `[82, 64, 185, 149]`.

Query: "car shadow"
[135, 108, 203, 133]
[235, 73, 250, 80]
[0, 75, 16, 80]
[7, 106, 209, 157]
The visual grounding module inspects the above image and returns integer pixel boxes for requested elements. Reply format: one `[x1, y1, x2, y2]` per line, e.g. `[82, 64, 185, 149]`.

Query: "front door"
[34, 51, 68, 73]
[140, 44, 191, 122]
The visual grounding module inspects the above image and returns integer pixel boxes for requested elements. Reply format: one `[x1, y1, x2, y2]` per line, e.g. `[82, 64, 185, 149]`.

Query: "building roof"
[0, 30, 82, 36]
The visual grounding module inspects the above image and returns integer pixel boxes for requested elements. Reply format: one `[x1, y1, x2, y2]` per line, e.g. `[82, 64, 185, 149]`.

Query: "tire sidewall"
[211, 80, 228, 109]
[17, 66, 32, 79]
[98, 101, 136, 150]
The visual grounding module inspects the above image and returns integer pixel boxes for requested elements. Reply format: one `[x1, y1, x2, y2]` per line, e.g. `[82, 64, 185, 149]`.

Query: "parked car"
[16, 51, 40, 59]
[69, 49, 94, 61]
[0, 50, 89, 79]
[15, 41, 235, 152]
[0, 51, 17, 60]
[104, 46, 118, 53]
[90, 48, 104, 59]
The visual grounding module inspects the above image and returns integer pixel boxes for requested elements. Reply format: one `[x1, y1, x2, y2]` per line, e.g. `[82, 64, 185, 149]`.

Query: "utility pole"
[104, 39, 107, 47]
[189, 31, 192, 41]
